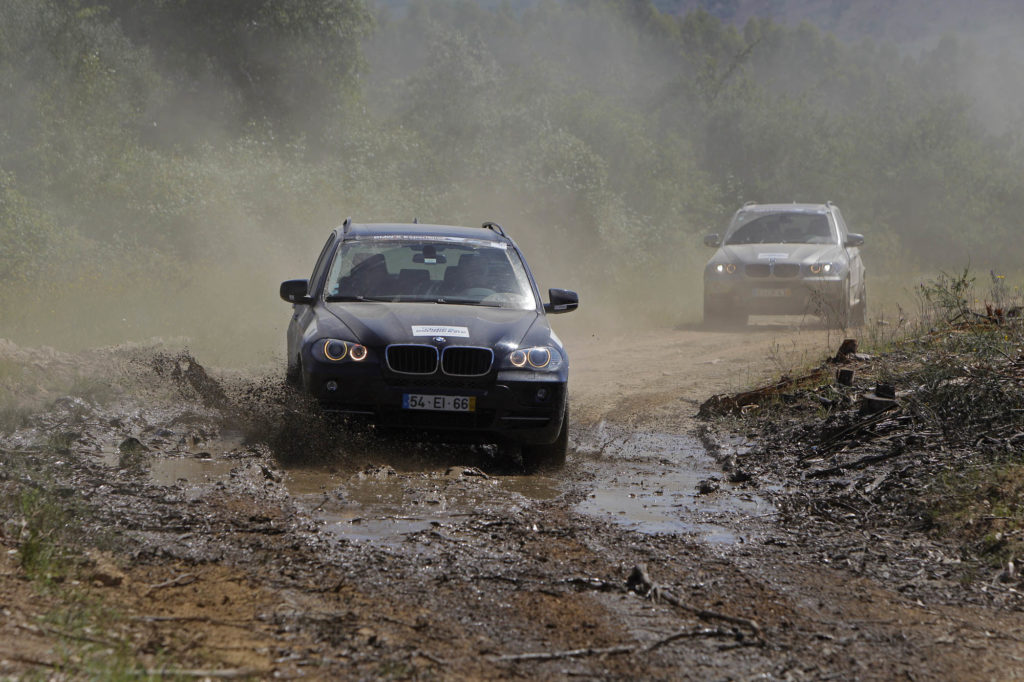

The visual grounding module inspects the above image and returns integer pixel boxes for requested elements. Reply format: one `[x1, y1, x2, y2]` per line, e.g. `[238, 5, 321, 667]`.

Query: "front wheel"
[521, 404, 569, 471]
[285, 356, 301, 387]
[850, 286, 867, 327]
[822, 284, 851, 329]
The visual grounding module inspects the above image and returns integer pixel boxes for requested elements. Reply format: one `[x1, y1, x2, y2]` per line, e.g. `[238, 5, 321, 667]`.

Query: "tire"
[822, 283, 851, 329]
[521, 404, 569, 471]
[285, 356, 301, 387]
[850, 287, 867, 327]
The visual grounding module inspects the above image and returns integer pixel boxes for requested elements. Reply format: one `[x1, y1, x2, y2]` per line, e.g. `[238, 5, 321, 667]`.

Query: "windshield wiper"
[324, 294, 393, 302]
[435, 297, 502, 307]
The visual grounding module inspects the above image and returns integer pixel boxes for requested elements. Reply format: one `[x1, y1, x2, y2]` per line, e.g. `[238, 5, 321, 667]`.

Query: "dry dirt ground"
[2, 322, 1024, 680]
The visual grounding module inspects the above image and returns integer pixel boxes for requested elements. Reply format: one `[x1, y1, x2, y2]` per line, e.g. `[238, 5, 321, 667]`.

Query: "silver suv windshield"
[725, 211, 835, 245]
[324, 237, 537, 309]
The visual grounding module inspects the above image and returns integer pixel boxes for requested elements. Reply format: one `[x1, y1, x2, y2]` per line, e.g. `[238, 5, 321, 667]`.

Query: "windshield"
[324, 237, 537, 310]
[725, 211, 835, 245]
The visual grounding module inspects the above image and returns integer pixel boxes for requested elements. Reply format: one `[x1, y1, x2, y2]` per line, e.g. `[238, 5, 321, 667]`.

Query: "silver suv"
[702, 202, 866, 327]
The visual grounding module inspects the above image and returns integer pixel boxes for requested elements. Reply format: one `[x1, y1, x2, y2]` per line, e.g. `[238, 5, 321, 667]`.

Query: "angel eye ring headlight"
[527, 347, 551, 368]
[509, 346, 561, 371]
[715, 263, 737, 274]
[809, 263, 834, 275]
[321, 339, 367, 362]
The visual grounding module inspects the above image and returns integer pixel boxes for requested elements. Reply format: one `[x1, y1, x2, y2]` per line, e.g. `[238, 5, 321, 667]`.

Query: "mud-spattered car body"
[280, 220, 578, 467]
[702, 202, 865, 327]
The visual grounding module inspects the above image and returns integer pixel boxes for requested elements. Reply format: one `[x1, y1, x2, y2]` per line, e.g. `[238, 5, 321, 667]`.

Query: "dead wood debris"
[497, 564, 762, 663]
[699, 367, 829, 417]
[703, 327, 1024, 604]
[627, 564, 762, 639]
[495, 645, 634, 662]
[143, 572, 195, 595]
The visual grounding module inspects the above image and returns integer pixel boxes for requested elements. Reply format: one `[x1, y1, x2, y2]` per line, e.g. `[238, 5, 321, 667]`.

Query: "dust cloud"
[2, 0, 1023, 367]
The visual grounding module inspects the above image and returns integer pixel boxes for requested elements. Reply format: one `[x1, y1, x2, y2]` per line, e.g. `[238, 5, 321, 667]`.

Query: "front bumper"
[704, 276, 846, 315]
[301, 361, 567, 445]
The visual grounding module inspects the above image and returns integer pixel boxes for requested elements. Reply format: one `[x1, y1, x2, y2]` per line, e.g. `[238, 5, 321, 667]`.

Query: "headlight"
[712, 263, 737, 274]
[505, 346, 563, 371]
[807, 262, 839, 275]
[314, 338, 369, 363]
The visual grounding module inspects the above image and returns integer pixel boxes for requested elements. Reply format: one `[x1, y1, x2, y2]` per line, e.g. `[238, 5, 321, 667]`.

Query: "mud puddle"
[573, 422, 771, 544]
[95, 429, 255, 496]
[90, 412, 771, 548]
[285, 465, 561, 544]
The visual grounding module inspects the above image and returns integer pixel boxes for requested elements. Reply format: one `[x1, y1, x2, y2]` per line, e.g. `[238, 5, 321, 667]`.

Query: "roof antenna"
[413, 217, 419, 224]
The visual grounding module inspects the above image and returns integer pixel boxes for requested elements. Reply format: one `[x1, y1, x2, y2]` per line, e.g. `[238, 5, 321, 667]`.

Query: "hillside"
[664, 0, 1024, 47]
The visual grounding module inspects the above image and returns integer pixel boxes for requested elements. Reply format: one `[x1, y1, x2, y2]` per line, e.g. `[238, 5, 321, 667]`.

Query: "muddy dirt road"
[3, 323, 1024, 680]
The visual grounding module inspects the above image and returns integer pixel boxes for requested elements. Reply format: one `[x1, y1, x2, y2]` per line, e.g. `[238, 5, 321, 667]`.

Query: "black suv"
[280, 220, 579, 466]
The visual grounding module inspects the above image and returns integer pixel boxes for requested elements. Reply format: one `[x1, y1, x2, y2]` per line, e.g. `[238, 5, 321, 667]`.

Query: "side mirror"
[845, 233, 865, 247]
[280, 279, 312, 304]
[544, 288, 579, 314]
[704, 233, 721, 248]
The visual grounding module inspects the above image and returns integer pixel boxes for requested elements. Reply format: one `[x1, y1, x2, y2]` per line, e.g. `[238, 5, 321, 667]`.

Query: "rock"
[697, 478, 720, 494]
[728, 470, 752, 483]
[626, 564, 653, 595]
[354, 464, 397, 481]
[860, 384, 898, 414]
[445, 466, 489, 479]
[87, 550, 125, 587]
[833, 339, 858, 362]
[118, 437, 148, 454]
[874, 384, 896, 400]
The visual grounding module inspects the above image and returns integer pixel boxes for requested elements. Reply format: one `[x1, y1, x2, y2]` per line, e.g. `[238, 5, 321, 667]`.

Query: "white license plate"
[403, 394, 476, 412]
[753, 288, 791, 298]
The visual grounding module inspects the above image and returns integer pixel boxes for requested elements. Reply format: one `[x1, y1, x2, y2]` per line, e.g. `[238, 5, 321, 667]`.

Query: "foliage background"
[1, 0, 1023, 364]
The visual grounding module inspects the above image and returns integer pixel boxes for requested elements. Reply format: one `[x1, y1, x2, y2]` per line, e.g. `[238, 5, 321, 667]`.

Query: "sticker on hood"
[757, 253, 790, 259]
[412, 325, 470, 338]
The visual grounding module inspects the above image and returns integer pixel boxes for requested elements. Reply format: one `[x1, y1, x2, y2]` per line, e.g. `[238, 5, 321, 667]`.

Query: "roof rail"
[482, 221, 506, 237]
[342, 216, 353, 234]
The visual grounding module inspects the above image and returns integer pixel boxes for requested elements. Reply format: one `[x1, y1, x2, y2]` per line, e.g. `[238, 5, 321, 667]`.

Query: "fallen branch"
[6, 653, 60, 669]
[416, 650, 448, 666]
[806, 449, 905, 479]
[699, 368, 829, 417]
[16, 622, 120, 648]
[134, 615, 253, 628]
[641, 626, 733, 653]
[627, 565, 762, 638]
[144, 573, 195, 595]
[140, 667, 266, 679]
[812, 411, 898, 454]
[495, 645, 634, 662]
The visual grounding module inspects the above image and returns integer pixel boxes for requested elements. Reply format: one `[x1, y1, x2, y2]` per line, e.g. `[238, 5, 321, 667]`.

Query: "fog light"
[325, 380, 339, 392]
[535, 388, 549, 402]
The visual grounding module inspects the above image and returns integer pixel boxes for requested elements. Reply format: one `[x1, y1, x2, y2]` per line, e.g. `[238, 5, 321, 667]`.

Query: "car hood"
[715, 243, 844, 264]
[323, 302, 543, 349]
